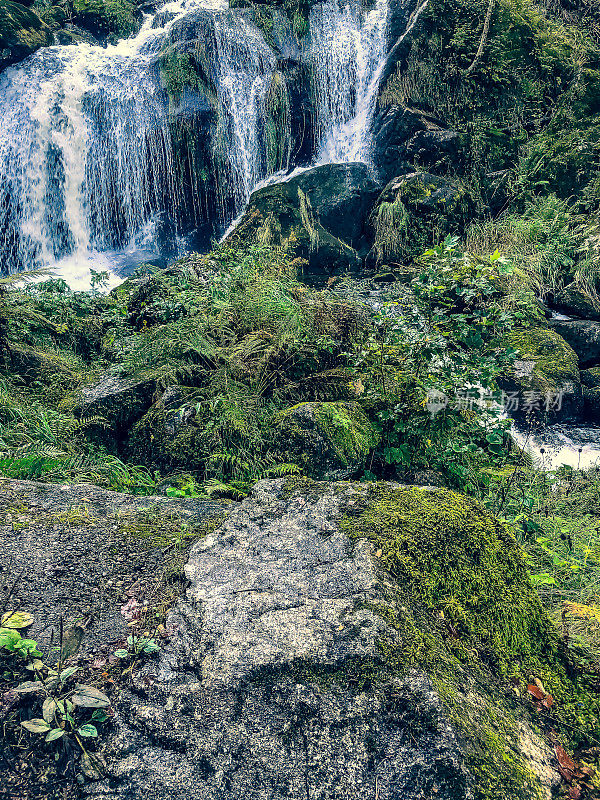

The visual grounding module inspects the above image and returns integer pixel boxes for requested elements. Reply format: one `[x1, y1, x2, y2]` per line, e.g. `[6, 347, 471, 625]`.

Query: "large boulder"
[85, 479, 572, 800]
[73, 374, 156, 447]
[227, 163, 381, 281]
[274, 401, 380, 479]
[0, 0, 52, 71]
[501, 326, 582, 421]
[549, 318, 600, 368]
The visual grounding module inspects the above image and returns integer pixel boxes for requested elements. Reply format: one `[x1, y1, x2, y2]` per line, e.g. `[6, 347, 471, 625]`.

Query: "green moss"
[505, 325, 580, 391]
[340, 484, 553, 673]
[0, 0, 52, 69]
[277, 401, 380, 476]
[71, 0, 140, 39]
[581, 366, 600, 389]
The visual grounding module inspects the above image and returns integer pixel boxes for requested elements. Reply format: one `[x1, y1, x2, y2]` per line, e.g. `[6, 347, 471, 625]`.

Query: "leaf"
[71, 685, 110, 708]
[1, 611, 34, 629]
[114, 649, 129, 658]
[77, 724, 98, 738]
[527, 684, 545, 701]
[91, 709, 108, 723]
[80, 751, 106, 780]
[60, 625, 84, 660]
[142, 640, 160, 654]
[21, 718, 51, 733]
[541, 694, 554, 709]
[45, 728, 65, 742]
[14, 680, 43, 693]
[42, 698, 57, 723]
[59, 666, 78, 683]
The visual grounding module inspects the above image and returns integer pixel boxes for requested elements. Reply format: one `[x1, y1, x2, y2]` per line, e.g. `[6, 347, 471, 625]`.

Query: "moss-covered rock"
[502, 326, 582, 420]
[274, 401, 380, 479]
[369, 172, 471, 266]
[90, 478, 600, 800]
[0, 0, 52, 70]
[552, 282, 600, 321]
[71, 0, 141, 42]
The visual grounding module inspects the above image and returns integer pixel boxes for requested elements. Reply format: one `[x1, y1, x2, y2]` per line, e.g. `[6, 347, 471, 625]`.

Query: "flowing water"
[0, 0, 403, 286]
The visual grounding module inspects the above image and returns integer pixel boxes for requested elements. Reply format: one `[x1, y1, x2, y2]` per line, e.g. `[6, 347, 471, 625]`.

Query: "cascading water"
[0, 0, 278, 284]
[310, 0, 389, 165]
[0, 0, 398, 285]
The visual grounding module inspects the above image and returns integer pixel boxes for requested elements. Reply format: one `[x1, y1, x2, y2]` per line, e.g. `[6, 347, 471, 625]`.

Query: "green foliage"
[0, 627, 42, 659]
[353, 237, 520, 485]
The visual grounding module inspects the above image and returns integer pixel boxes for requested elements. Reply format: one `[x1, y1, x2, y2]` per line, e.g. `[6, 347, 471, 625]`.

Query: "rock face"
[549, 318, 600, 368]
[0, 0, 51, 70]
[86, 479, 562, 800]
[274, 400, 380, 479]
[228, 163, 381, 279]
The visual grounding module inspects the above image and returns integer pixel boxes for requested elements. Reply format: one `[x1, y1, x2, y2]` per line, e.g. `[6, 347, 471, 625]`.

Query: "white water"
[310, 0, 389, 165]
[511, 423, 600, 471]
[0, 0, 401, 287]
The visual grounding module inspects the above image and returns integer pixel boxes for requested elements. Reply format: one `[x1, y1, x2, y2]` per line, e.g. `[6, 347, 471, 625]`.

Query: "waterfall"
[0, 0, 277, 283]
[310, 0, 389, 165]
[0, 0, 396, 285]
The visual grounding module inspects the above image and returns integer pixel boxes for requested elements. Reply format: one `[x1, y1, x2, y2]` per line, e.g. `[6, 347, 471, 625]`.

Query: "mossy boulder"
[274, 401, 380, 479]
[0, 0, 52, 70]
[88, 478, 600, 800]
[369, 172, 470, 266]
[71, 0, 141, 42]
[126, 388, 207, 473]
[552, 282, 600, 321]
[549, 318, 600, 368]
[502, 326, 582, 420]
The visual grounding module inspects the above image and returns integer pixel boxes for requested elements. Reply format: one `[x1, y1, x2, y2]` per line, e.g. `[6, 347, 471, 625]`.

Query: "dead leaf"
[527, 684, 545, 701]
[60, 625, 84, 660]
[541, 694, 554, 709]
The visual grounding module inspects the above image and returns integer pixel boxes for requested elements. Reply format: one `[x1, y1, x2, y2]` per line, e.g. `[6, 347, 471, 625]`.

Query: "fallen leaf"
[527, 684, 545, 701]
[542, 694, 554, 709]
[1, 610, 34, 629]
[568, 786, 581, 799]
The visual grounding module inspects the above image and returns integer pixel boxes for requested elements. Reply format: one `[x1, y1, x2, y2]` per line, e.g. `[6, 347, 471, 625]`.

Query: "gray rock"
[549, 318, 600, 367]
[85, 479, 560, 800]
[228, 163, 381, 281]
[73, 374, 156, 446]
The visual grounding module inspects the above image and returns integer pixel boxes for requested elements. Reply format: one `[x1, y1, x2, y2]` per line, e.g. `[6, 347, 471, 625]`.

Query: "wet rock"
[552, 283, 600, 321]
[549, 318, 600, 367]
[227, 163, 381, 281]
[84, 479, 561, 800]
[274, 401, 380, 479]
[0, 0, 52, 70]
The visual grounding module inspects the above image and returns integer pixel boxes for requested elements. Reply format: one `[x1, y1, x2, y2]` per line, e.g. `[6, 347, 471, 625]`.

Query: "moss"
[505, 325, 580, 391]
[0, 0, 52, 69]
[276, 401, 380, 477]
[71, 0, 140, 40]
[340, 484, 554, 673]
[581, 366, 600, 389]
